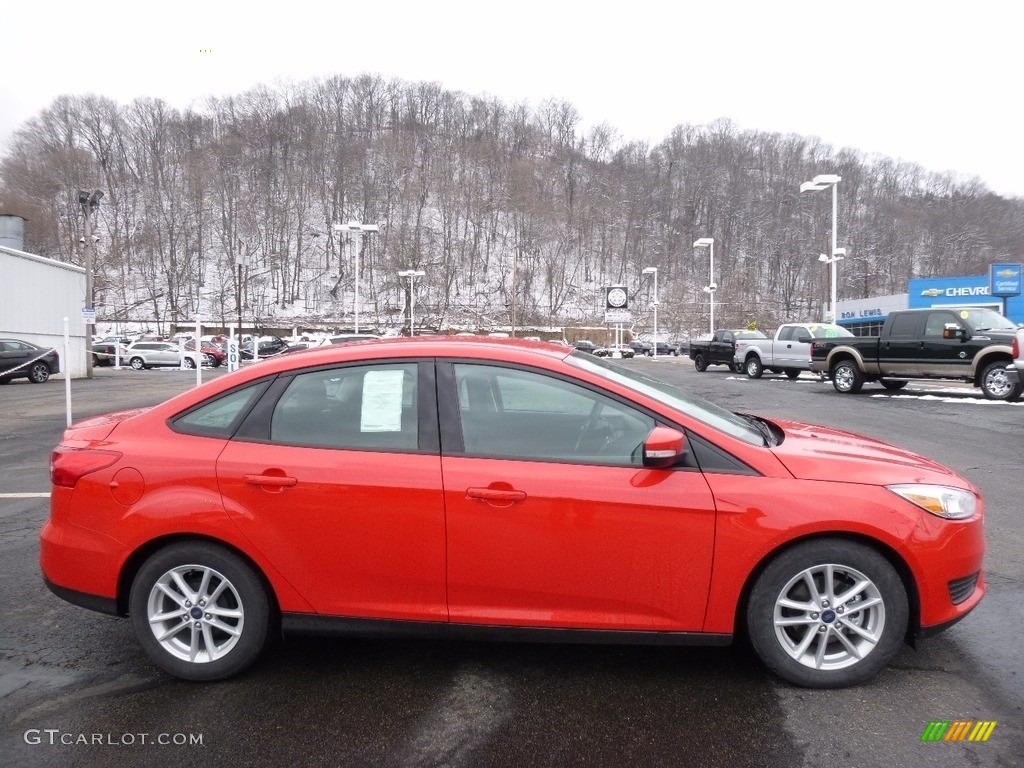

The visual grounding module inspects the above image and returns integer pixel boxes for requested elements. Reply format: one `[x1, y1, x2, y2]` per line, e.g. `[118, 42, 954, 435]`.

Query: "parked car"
[91, 342, 129, 367]
[1007, 327, 1024, 389]
[627, 340, 651, 356]
[810, 307, 1021, 400]
[0, 338, 60, 383]
[690, 329, 768, 372]
[573, 339, 599, 354]
[42, 338, 984, 687]
[185, 339, 227, 367]
[124, 341, 201, 370]
[735, 323, 853, 379]
[595, 344, 636, 358]
[320, 333, 382, 346]
[240, 335, 291, 359]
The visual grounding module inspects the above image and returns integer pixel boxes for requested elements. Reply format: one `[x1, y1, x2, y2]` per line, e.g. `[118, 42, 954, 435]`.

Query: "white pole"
[410, 274, 416, 336]
[709, 241, 715, 334]
[830, 182, 839, 323]
[63, 317, 72, 427]
[195, 318, 202, 387]
[653, 270, 659, 359]
[354, 232, 361, 333]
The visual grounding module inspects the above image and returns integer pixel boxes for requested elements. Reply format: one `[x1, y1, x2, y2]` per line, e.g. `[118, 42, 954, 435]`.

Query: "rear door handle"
[243, 474, 298, 488]
[466, 487, 527, 503]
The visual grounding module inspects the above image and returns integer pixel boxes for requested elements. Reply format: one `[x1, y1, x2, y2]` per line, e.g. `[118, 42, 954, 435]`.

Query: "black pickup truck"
[810, 307, 1021, 401]
[690, 329, 767, 372]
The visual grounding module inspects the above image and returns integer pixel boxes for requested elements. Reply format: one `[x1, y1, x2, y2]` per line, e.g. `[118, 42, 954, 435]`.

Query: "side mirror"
[642, 426, 686, 469]
[942, 325, 969, 341]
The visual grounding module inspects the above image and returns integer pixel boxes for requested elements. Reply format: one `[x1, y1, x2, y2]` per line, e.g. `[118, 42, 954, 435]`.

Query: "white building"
[1, 214, 88, 378]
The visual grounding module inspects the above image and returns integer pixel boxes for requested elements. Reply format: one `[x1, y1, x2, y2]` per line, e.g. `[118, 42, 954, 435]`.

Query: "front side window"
[454, 364, 655, 465]
[270, 363, 418, 451]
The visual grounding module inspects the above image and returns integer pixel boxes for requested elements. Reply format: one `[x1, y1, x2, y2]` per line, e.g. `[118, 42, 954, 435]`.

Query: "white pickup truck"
[733, 322, 854, 379]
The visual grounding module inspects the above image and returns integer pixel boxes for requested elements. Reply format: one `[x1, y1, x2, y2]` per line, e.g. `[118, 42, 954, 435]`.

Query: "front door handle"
[466, 487, 527, 503]
[243, 473, 298, 488]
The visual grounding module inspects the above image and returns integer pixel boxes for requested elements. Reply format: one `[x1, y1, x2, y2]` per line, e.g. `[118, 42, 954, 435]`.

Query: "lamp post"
[334, 220, 380, 333]
[78, 189, 103, 378]
[642, 267, 658, 358]
[818, 248, 846, 323]
[693, 238, 716, 334]
[398, 269, 426, 336]
[800, 174, 842, 322]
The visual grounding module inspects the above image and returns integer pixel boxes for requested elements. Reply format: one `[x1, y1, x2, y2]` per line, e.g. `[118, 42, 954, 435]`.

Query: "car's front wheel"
[28, 361, 51, 383]
[182, 356, 197, 370]
[129, 542, 270, 681]
[746, 539, 908, 688]
[979, 361, 1022, 401]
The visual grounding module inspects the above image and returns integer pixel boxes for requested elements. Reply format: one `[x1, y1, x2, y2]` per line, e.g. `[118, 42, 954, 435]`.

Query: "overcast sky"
[2, 1, 1021, 197]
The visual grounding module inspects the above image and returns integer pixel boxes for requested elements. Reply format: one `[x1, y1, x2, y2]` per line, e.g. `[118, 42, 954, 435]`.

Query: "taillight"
[50, 447, 122, 488]
[1013, 336, 1020, 357]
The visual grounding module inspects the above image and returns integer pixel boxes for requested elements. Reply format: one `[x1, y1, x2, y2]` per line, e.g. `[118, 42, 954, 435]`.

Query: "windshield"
[567, 352, 765, 446]
[953, 307, 1016, 331]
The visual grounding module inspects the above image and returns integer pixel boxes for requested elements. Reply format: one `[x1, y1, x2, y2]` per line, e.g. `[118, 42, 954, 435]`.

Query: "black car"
[91, 342, 128, 367]
[240, 336, 291, 359]
[573, 340, 599, 354]
[0, 338, 61, 383]
[627, 340, 651, 356]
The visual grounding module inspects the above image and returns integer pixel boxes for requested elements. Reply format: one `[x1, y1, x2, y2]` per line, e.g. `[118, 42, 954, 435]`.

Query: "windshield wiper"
[740, 414, 776, 447]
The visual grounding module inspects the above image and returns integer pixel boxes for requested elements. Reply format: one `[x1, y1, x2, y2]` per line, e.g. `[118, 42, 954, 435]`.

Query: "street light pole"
[334, 221, 380, 333]
[642, 267, 658, 358]
[693, 238, 716, 334]
[398, 269, 426, 336]
[801, 174, 842, 322]
[78, 189, 103, 378]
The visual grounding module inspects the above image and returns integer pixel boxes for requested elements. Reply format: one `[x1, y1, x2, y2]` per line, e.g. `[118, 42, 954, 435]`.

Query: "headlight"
[886, 484, 977, 520]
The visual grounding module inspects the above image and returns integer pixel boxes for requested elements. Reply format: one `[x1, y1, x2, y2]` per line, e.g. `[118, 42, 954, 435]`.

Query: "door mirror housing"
[642, 426, 686, 469]
[942, 325, 969, 341]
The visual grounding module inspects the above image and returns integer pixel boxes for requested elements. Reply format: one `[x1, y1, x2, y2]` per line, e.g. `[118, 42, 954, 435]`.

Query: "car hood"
[767, 417, 971, 489]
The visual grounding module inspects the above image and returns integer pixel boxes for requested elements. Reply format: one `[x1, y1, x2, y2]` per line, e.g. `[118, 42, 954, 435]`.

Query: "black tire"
[784, 369, 801, 380]
[0, 377, 11, 384]
[979, 361, 1021, 401]
[28, 361, 50, 383]
[694, 354, 708, 372]
[182, 357, 197, 370]
[129, 542, 270, 681]
[880, 379, 908, 391]
[746, 539, 908, 688]
[730, 362, 743, 373]
[745, 357, 764, 379]
[831, 360, 864, 394]
[129, 356, 146, 371]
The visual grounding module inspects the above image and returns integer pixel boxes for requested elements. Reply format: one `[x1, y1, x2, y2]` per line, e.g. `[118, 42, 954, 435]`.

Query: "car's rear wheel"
[129, 542, 270, 681]
[746, 539, 908, 688]
[694, 354, 708, 372]
[28, 361, 50, 383]
[745, 357, 764, 379]
[979, 361, 1022, 401]
[831, 360, 864, 393]
[129, 357, 146, 370]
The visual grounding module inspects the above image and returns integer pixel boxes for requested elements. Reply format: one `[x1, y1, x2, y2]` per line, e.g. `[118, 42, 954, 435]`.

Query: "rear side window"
[172, 382, 270, 438]
[269, 364, 419, 451]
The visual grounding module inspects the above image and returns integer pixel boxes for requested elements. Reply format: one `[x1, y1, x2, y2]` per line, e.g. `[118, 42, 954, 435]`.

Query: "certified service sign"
[989, 263, 1022, 298]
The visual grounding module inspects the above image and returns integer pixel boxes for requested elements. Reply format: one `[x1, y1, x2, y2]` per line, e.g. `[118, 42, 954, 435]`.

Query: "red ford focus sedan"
[41, 338, 985, 687]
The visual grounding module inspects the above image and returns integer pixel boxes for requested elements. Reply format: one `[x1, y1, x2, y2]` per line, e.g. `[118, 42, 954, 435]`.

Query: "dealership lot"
[1, 361, 1021, 767]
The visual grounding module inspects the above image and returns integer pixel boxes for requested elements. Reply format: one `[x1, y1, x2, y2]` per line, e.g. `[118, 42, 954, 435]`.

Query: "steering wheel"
[574, 402, 618, 454]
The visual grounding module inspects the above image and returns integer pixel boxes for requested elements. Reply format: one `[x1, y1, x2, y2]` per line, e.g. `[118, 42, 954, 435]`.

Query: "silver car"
[124, 341, 201, 370]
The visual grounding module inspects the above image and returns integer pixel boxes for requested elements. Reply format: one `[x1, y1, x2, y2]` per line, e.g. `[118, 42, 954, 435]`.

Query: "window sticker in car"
[361, 370, 405, 432]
